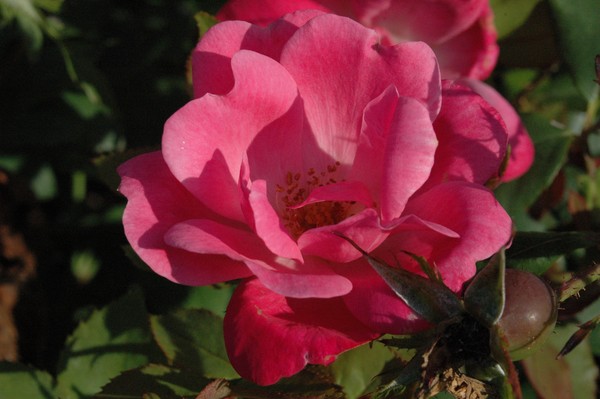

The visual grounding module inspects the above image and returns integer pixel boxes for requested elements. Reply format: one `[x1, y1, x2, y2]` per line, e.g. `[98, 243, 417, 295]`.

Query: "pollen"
[277, 161, 355, 238]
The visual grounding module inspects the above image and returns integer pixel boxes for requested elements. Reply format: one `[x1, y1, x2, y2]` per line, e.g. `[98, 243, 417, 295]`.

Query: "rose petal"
[378, 96, 438, 220]
[194, 10, 324, 97]
[165, 218, 351, 298]
[365, 0, 487, 44]
[422, 80, 507, 191]
[245, 256, 352, 298]
[458, 78, 534, 181]
[432, 5, 498, 79]
[340, 259, 431, 334]
[350, 87, 438, 221]
[224, 278, 379, 385]
[118, 152, 251, 285]
[163, 50, 301, 222]
[217, 0, 330, 26]
[246, 179, 303, 261]
[298, 208, 388, 263]
[401, 181, 513, 291]
[280, 13, 441, 166]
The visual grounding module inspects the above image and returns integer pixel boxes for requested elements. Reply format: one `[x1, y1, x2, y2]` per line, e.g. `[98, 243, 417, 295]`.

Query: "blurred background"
[0, 0, 229, 372]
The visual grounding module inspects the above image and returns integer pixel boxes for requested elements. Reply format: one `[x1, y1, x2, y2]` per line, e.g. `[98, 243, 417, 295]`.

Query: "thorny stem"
[558, 263, 600, 303]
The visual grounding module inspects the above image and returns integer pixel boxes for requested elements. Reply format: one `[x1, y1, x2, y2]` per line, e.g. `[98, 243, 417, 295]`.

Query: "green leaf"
[180, 284, 235, 317]
[0, 0, 44, 54]
[330, 342, 394, 399]
[194, 11, 218, 39]
[55, 287, 164, 399]
[0, 362, 54, 399]
[150, 308, 239, 379]
[464, 250, 506, 328]
[521, 325, 599, 399]
[506, 231, 600, 275]
[495, 114, 573, 225]
[33, 0, 63, 13]
[491, 0, 542, 39]
[94, 363, 210, 399]
[549, 0, 600, 101]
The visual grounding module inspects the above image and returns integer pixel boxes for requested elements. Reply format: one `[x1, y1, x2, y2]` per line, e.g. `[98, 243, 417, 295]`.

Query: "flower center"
[275, 162, 356, 238]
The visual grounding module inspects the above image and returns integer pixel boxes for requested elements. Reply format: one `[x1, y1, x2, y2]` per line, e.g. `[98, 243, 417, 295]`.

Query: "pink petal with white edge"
[280, 14, 440, 165]
[118, 152, 251, 285]
[432, 5, 498, 79]
[458, 78, 534, 181]
[224, 278, 379, 385]
[193, 10, 324, 97]
[421, 80, 507, 192]
[163, 50, 301, 222]
[164, 219, 351, 298]
[217, 0, 330, 26]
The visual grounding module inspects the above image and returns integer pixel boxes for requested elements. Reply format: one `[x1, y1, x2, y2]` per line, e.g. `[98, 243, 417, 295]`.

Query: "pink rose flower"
[217, 0, 534, 181]
[218, 0, 498, 80]
[119, 12, 512, 385]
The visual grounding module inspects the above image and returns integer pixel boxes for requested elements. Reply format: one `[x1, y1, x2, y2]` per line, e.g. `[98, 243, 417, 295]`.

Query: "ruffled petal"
[163, 50, 301, 222]
[351, 87, 438, 221]
[379, 96, 438, 219]
[164, 219, 351, 298]
[422, 80, 507, 191]
[298, 208, 387, 263]
[457, 78, 534, 181]
[366, 0, 487, 44]
[246, 179, 303, 261]
[118, 152, 251, 285]
[401, 181, 513, 291]
[280, 14, 441, 165]
[245, 256, 352, 298]
[224, 278, 379, 385]
[432, 4, 498, 79]
[193, 10, 324, 97]
[164, 219, 273, 261]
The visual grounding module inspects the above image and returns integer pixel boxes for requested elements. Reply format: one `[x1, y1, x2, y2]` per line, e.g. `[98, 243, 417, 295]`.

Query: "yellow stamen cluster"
[275, 162, 355, 238]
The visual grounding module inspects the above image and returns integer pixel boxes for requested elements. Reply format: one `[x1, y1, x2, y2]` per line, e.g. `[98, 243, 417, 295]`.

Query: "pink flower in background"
[119, 12, 512, 385]
[218, 0, 498, 79]
[217, 0, 534, 181]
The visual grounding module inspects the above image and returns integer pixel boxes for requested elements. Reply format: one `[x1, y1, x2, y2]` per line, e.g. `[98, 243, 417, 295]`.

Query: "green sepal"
[464, 249, 506, 328]
[336, 234, 463, 323]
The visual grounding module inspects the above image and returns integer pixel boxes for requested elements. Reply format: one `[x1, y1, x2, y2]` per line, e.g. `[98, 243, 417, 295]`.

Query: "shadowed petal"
[458, 78, 534, 181]
[224, 278, 379, 385]
[163, 50, 301, 222]
[118, 152, 251, 285]
[422, 80, 507, 191]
